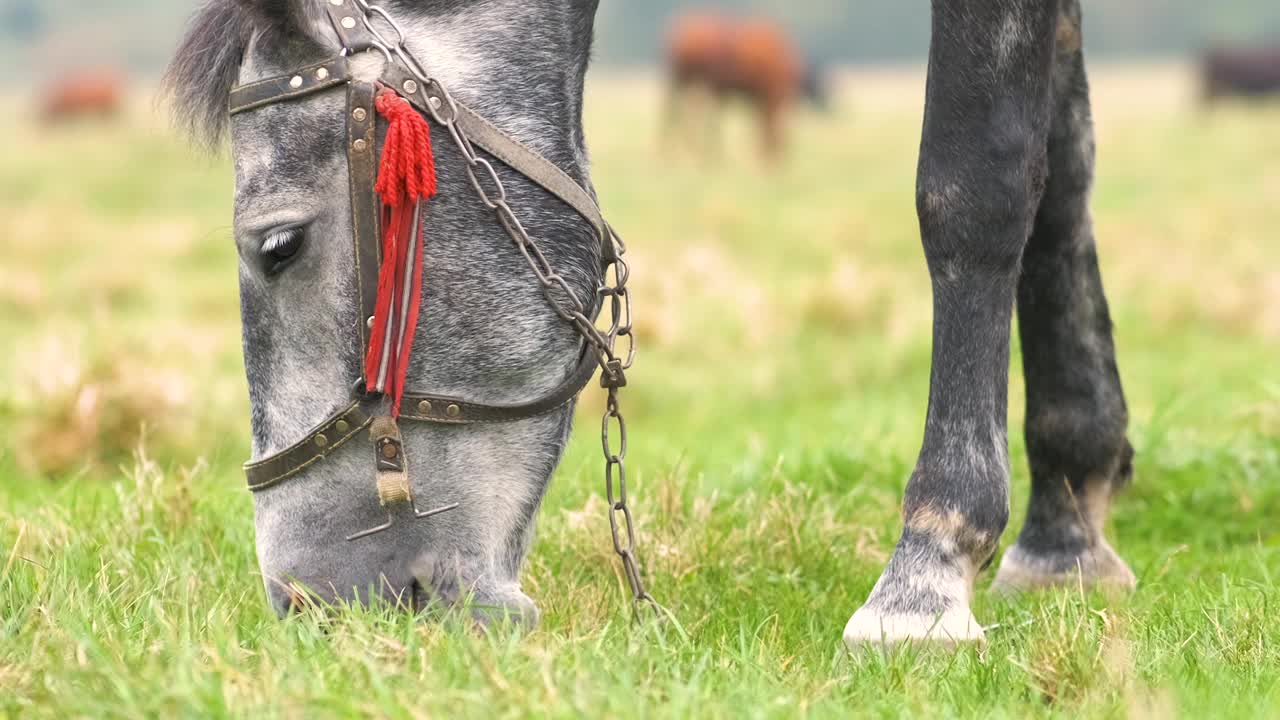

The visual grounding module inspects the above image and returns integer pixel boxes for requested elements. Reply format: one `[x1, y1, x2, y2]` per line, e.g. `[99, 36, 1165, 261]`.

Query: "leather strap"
[398, 348, 599, 425]
[323, 0, 382, 53]
[381, 66, 614, 259]
[245, 401, 374, 492]
[230, 60, 613, 266]
[245, 350, 598, 492]
[370, 416, 411, 505]
[347, 81, 381, 375]
[229, 58, 351, 116]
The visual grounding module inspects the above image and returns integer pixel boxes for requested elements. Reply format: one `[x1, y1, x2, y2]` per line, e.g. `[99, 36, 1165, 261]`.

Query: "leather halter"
[230, 3, 616, 495]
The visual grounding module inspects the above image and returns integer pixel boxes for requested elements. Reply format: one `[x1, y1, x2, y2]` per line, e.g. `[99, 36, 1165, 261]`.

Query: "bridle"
[228, 0, 653, 608]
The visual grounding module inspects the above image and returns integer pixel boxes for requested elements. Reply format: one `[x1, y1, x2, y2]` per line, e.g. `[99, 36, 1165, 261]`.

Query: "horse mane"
[164, 1, 323, 147]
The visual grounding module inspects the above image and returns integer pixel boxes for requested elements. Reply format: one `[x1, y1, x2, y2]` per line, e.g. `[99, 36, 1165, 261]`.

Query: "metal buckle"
[601, 359, 627, 389]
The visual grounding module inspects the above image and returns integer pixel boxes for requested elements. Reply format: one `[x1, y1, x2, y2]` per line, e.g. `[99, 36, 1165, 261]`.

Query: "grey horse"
[167, 0, 1134, 647]
[168, 0, 606, 624]
[843, 0, 1134, 644]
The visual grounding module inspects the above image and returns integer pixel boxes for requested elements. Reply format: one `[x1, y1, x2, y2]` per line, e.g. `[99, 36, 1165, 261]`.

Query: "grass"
[1, 63, 1279, 718]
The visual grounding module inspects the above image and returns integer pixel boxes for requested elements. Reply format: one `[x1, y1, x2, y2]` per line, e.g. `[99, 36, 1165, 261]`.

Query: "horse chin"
[251, 417, 562, 623]
[259, 544, 540, 629]
[410, 555, 541, 628]
[469, 587, 540, 629]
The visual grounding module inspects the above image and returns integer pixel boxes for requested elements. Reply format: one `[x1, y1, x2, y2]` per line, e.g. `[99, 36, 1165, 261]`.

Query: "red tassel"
[365, 88, 437, 416]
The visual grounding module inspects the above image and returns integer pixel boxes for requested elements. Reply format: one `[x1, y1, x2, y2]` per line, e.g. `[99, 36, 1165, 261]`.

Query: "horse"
[41, 70, 124, 122]
[841, 0, 1135, 645]
[166, 0, 1135, 649]
[664, 13, 828, 162]
[168, 0, 630, 624]
[1202, 46, 1280, 103]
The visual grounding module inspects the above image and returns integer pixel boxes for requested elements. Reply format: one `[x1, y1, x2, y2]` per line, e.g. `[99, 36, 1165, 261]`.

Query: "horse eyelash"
[262, 227, 302, 254]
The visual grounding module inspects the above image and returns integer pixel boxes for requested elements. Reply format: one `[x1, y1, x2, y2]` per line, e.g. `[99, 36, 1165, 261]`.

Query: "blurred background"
[1, 0, 1280, 77]
[0, 1, 1276, 549]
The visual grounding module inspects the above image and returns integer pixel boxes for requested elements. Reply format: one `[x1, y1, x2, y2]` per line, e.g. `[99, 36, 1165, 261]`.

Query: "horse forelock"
[165, 1, 328, 148]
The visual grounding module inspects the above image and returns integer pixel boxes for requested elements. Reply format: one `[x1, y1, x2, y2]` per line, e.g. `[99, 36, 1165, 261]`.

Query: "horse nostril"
[411, 579, 429, 613]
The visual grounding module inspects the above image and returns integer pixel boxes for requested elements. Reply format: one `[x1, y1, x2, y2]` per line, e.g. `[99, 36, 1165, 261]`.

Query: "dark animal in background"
[664, 12, 827, 162]
[1202, 46, 1280, 102]
[41, 70, 124, 122]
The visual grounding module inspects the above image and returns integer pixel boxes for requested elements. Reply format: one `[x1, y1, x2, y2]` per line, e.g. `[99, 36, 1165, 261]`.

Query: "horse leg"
[701, 88, 728, 163]
[993, 1, 1136, 592]
[844, 0, 1059, 646]
[662, 72, 691, 153]
[760, 97, 785, 164]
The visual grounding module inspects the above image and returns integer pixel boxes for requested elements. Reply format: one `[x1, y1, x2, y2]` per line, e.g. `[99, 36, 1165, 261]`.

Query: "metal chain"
[351, 0, 655, 611]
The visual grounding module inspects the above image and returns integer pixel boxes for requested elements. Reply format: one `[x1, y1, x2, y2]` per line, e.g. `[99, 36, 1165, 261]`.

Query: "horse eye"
[262, 227, 305, 276]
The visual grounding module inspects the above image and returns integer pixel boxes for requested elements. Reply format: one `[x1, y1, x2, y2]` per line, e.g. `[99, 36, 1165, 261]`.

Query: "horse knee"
[916, 125, 1048, 279]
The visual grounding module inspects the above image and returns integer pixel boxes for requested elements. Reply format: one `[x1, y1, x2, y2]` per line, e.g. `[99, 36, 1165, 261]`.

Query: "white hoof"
[843, 604, 986, 648]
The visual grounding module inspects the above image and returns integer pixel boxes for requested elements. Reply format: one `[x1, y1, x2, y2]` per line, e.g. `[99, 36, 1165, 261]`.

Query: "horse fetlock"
[904, 498, 1006, 564]
[844, 529, 986, 648]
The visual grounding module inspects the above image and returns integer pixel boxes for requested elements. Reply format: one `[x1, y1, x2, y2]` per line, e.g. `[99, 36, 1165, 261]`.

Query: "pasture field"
[1, 64, 1278, 718]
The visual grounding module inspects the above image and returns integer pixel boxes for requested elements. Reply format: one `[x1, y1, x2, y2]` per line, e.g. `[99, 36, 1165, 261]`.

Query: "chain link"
[352, 3, 656, 611]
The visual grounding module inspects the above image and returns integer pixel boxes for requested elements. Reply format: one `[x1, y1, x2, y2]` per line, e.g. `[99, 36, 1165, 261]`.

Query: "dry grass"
[5, 333, 194, 476]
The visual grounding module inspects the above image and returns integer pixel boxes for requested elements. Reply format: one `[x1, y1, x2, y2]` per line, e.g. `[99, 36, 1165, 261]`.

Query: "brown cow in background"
[665, 12, 827, 162]
[41, 70, 125, 122]
[1203, 46, 1280, 103]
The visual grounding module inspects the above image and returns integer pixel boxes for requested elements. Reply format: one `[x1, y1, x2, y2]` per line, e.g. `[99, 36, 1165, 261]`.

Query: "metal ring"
[601, 409, 627, 460]
[357, 20, 399, 62]
[363, 4, 408, 47]
[465, 157, 507, 209]
[354, 41, 393, 65]
[605, 459, 627, 508]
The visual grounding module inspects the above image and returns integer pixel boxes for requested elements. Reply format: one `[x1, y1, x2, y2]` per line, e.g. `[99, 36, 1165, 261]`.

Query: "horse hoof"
[843, 604, 985, 649]
[991, 540, 1136, 595]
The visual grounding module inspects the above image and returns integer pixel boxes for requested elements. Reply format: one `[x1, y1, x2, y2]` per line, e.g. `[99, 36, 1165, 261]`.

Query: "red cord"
[365, 88, 437, 415]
